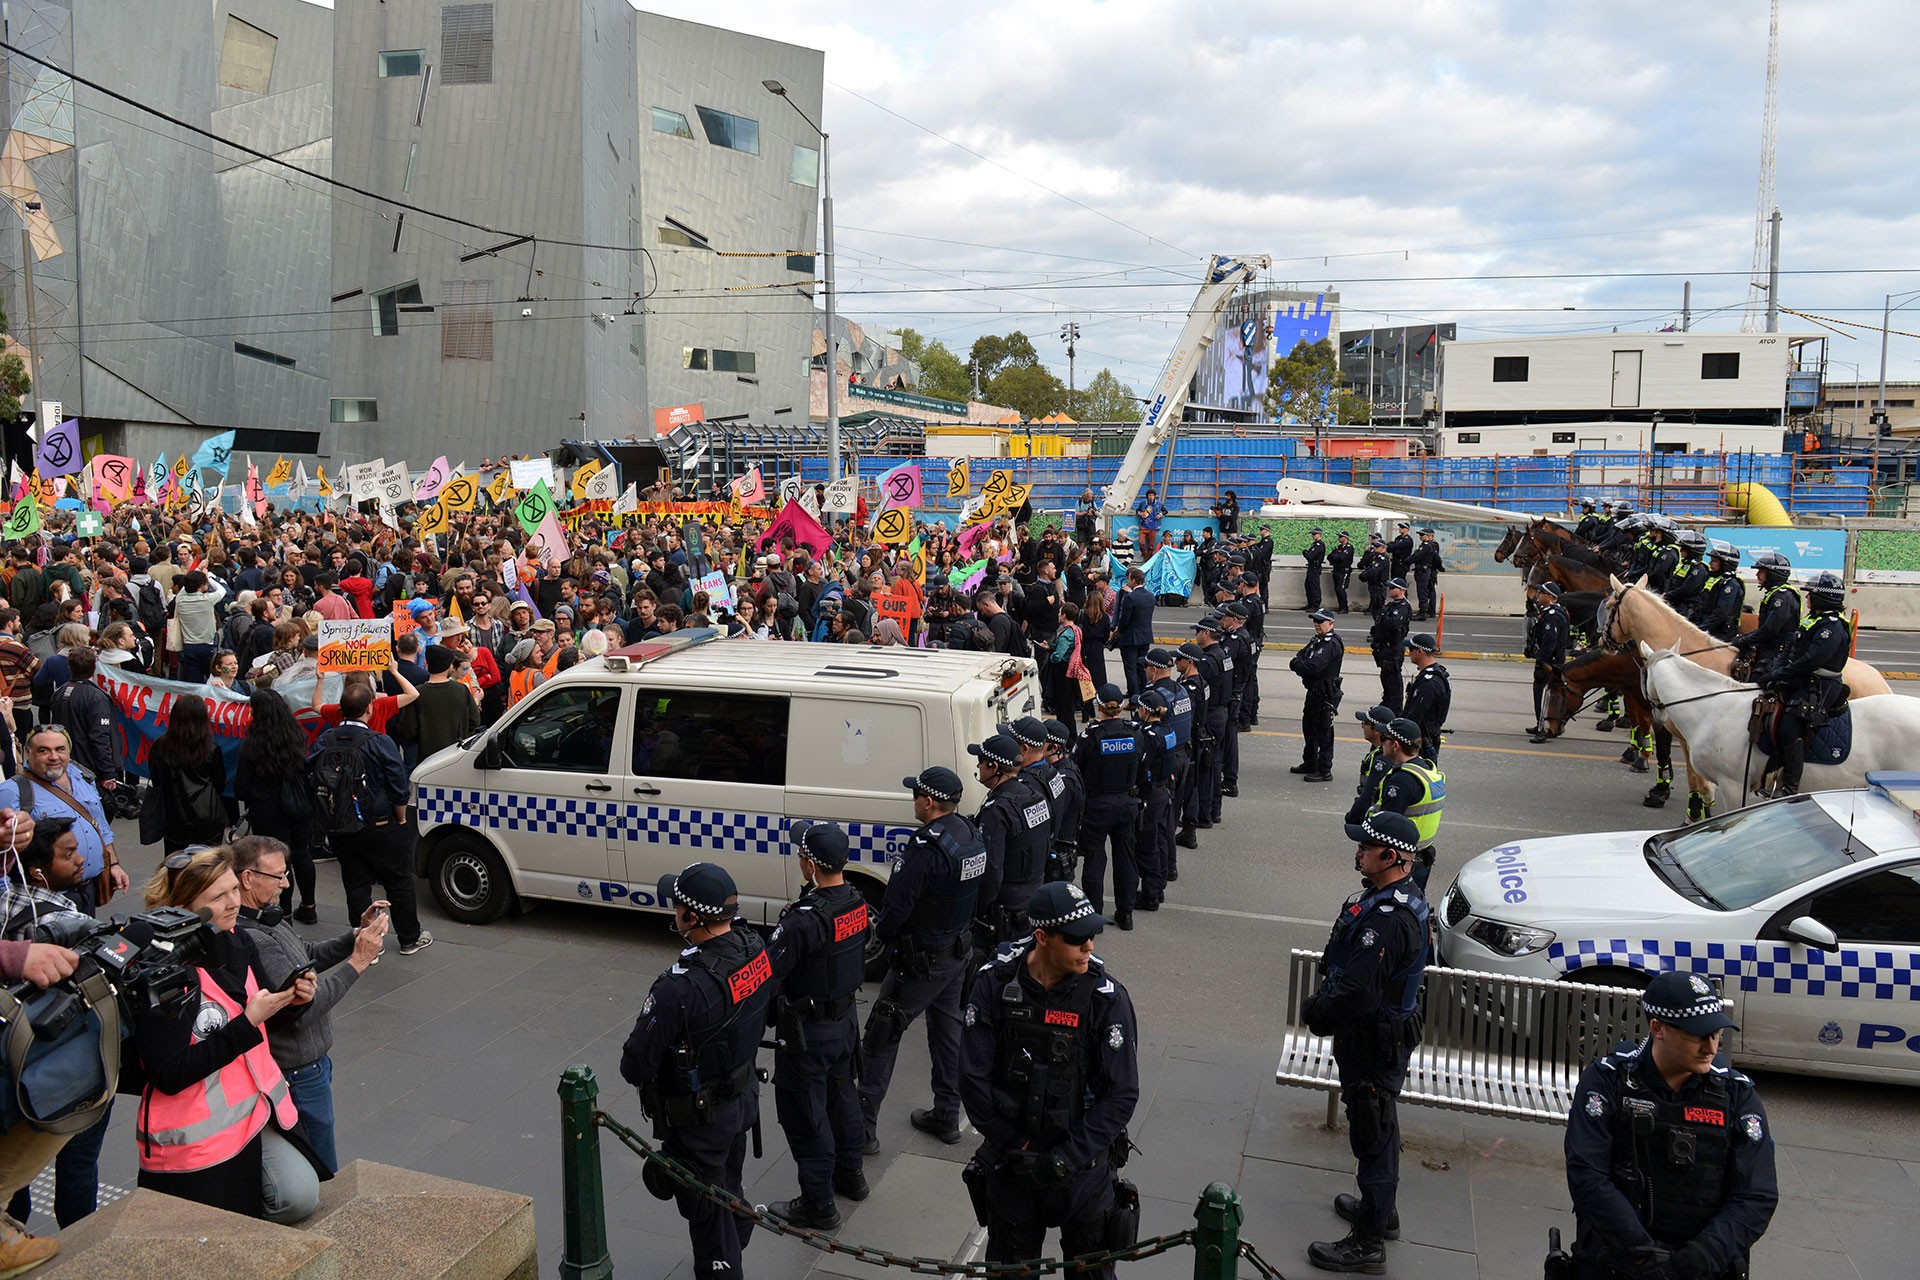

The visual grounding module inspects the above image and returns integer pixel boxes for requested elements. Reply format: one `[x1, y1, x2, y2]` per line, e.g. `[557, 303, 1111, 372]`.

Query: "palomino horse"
[1542, 646, 1696, 811]
[1638, 644, 1920, 808]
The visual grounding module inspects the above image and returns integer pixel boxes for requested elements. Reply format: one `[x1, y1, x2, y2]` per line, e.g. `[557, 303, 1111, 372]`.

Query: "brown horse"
[1542, 645, 1699, 813]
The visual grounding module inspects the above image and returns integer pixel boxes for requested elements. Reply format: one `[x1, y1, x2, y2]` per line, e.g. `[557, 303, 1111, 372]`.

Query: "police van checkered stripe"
[417, 786, 910, 864]
[1550, 938, 1920, 1001]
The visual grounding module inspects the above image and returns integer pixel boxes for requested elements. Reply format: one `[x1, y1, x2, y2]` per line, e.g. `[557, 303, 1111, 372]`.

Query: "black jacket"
[50, 679, 120, 785]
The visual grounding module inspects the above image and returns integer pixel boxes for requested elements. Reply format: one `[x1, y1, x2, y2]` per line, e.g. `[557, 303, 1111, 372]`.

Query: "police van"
[412, 630, 1040, 932]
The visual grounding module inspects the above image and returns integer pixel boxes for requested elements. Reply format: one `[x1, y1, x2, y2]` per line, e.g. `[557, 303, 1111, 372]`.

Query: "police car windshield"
[1647, 796, 1864, 911]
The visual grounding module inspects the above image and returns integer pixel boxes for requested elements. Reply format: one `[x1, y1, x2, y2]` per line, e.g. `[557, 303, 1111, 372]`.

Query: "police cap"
[1355, 704, 1396, 728]
[1027, 881, 1108, 941]
[1005, 716, 1050, 747]
[1193, 614, 1224, 633]
[1175, 642, 1205, 663]
[658, 862, 738, 918]
[790, 820, 851, 869]
[1382, 718, 1424, 748]
[1387, 578, 1408, 592]
[1043, 719, 1073, 747]
[1309, 608, 1336, 624]
[1397, 521, 1411, 529]
[1239, 572, 1260, 587]
[1641, 970, 1739, 1036]
[1343, 811, 1421, 854]
[1134, 688, 1171, 715]
[904, 766, 965, 802]
[1222, 600, 1251, 618]
[1145, 646, 1177, 669]
[968, 734, 1024, 769]
[1096, 682, 1126, 706]
[1228, 552, 1248, 565]
[1538, 581, 1563, 598]
[1407, 633, 1439, 653]
[1310, 527, 1323, 536]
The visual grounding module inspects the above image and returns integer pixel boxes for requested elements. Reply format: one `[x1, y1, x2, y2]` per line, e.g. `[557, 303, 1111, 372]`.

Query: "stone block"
[300, 1159, 537, 1280]
[38, 1188, 336, 1280]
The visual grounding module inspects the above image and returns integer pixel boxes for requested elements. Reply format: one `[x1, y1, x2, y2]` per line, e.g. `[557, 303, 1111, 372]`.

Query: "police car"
[1436, 773, 1920, 1084]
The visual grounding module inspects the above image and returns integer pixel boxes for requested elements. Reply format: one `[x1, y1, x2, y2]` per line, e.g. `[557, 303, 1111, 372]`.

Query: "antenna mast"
[1742, 0, 1781, 332]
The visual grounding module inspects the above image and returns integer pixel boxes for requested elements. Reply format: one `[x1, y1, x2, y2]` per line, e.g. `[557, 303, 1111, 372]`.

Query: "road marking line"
[1294, 806, 1555, 835]
[1156, 902, 1327, 927]
[1244, 729, 1619, 761]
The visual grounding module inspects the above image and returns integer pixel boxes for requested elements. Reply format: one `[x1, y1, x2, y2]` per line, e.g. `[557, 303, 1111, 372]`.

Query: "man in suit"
[1112, 567, 1156, 698]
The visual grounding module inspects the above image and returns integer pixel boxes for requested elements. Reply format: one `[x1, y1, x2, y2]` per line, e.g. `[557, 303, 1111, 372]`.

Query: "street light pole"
[765, 80, 839, 481]
[1875, 287, 1920, 435]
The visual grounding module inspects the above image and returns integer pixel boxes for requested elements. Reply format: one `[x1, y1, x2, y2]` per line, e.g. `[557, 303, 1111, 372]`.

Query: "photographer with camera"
[232, 836, 386, 1173]
[132, 848, 328, 1223]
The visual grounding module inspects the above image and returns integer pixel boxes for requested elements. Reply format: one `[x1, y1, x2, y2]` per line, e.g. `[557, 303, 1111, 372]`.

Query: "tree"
[1262, 337, 1339, 424]
[916, 339, 973, 404]
[969, 331, 1040, 385]
[1079, 368, 1142, 422]
[0, 303, 28, 426]
[1337, 390, 1372, 425]
[988, 363, 1068, 419]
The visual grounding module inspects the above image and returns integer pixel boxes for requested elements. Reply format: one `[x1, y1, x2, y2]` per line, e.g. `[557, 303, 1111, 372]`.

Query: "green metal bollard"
[1191, 1182, 1243, 1280]
[559, 1064, 614, 1280]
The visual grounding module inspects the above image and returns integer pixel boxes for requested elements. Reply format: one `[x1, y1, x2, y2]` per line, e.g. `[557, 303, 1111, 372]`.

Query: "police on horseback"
[1562, 971, 1777, 1279]
[621, 863, 772, 1276]
[1730, 553, 1799, 679]
[959, 882, 1141, 1278]
[1644, 522, 1680, 593]
[1574, 497, 1605, 543]
[1761, 572, 1850, 797]
[1401, 633, 1450, 764]
[1663, 531, 1709, 618]
[1290, 608, 1345, 781]
[1694, 542, 1747, 641]
[860, 767, 988, 1151]
[766, 822, 871, 1229]
[1305, 811, 1431, 1275]
[1366, 718, 1446, 892]
[1527, 582, 1571, 743]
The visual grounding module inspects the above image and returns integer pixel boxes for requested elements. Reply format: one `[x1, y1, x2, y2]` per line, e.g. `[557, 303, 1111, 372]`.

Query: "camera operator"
[132, 848, 328, 1223]
[231, 836, 387, 1173]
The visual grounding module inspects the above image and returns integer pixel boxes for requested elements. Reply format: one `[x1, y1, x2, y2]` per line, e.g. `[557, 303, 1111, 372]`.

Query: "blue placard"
[1717, 527, 1848, 576]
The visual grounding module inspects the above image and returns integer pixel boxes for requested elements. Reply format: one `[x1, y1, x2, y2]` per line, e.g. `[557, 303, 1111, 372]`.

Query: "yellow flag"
[416, 499, 450, 537]
[946, 458, 969, 498]
[486, 470, 513, 505]
[441, 473, 479, 512]
[316, 464, 333, 497]
[172, 455, 190, 479]
[266, 457, 292, 487]
[448, 595, 465, 623]
[872, 507, 912, 545]
[571, 459, 604, 501]
[34, 476, 58, 506]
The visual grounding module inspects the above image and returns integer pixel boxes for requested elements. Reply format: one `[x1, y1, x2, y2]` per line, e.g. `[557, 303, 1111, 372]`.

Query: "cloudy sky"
[636, 0, 1920, 395]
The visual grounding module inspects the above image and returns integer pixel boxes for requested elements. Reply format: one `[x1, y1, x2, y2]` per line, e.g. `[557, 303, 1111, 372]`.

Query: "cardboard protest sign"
[694, 569, 733, 608]
[509, 458, 555, 492]
[319, 619, 393, 673]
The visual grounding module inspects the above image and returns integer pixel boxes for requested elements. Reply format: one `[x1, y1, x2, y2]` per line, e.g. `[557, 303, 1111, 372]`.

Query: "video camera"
[29, 906, 218, 1018]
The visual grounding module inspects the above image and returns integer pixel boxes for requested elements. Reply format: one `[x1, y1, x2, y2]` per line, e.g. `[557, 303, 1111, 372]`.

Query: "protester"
[235, 691, 322, 922]
[147, 695, 237, 853]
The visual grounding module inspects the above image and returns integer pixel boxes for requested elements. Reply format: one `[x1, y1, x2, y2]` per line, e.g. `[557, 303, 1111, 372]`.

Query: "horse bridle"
[1604, 582, 1741, 660]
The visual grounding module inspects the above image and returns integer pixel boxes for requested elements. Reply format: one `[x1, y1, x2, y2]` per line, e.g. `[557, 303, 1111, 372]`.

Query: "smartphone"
[276, 966, 316, 994]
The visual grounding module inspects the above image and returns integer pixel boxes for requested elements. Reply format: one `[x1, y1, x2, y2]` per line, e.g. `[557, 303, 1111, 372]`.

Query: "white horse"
[1638, 643, 1920, 808]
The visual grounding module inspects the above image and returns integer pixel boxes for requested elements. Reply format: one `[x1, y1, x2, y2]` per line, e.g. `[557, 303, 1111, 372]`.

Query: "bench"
[1275, 949, 1645, 1127]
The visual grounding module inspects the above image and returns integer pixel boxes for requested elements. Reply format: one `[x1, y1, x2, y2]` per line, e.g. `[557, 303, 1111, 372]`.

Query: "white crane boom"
[1099, 254, 1270, 518]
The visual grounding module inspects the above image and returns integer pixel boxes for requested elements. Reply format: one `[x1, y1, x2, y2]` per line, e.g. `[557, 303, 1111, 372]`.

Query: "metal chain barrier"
[595, 1108, 1196, 1277]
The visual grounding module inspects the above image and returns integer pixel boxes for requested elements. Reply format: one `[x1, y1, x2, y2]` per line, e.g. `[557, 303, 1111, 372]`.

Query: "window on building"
[712, 349, 756, 375]
[218, 16, 277, 95]
[695, 106, 760, 155]
[329, 398, 378, 424]
[650, 107, 694, 139]
[404, 141, 419, 193]
[440, 3, 493, 86]
[1551, 431, 1576, 444]
[684, 347, 709, 371]
[234, 342, 296, 369]
[1491, 356, 1529, 383]
[1893, 399, 1915, 408]
[790, 144, 819, 187]
[1701, 352, 1741, 379]
[503, 687, 621, 774]
[1456, 432, 1480, 444]
[441, 279, 494, 360]
[632, 689, 789, 785]
[658, 225, 710, 250]
[370, 281, 423, 337]
[631, 324, 646, 360]
[786, 254, 816, 274]
[379, 49, 425, 77]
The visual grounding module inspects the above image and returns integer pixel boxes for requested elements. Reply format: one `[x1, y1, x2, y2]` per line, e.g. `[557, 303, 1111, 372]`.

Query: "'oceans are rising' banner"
[95, 664, 340, 788]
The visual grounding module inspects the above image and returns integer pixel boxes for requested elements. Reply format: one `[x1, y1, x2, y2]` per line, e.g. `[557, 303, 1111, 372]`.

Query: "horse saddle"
[1753, 693, 1855, 765]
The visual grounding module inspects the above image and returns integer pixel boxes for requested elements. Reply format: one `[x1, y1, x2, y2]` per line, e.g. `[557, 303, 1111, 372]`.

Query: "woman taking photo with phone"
[132, 848, 328, 1222]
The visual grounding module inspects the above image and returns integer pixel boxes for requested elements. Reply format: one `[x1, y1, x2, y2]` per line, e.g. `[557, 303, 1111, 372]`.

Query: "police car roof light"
[1865, 772, 1920, 822]
[601, 628, 722, 673]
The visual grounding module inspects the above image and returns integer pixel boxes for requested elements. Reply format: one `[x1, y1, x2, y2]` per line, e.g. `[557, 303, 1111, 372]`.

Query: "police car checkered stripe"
[1549, 938, 1920, 1001]
[417, 786, 910, 864]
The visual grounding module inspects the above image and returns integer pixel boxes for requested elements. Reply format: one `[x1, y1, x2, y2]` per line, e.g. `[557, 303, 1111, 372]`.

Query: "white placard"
[510, 458, 556, 492]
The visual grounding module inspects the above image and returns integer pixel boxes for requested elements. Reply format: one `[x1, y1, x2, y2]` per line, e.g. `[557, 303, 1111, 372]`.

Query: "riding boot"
[1776, 738, 1806, 797]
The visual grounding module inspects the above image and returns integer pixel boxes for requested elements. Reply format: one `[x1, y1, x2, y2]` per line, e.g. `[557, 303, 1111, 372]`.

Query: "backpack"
[308, 726, 380, 834]
[1049, 628, 1074, 664]
[130, 580, 168, 649]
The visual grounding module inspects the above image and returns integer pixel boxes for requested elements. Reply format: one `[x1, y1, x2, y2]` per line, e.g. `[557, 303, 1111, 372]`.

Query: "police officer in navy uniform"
[860, 767, 988, 1151]
[1233, 577, 1267, 726]
[959, 882, 1141, 1279]
[1328, 531, 1355, 613]
[1730, 552, 1799, 679]
[766, 822, 871, 1229]
[1173, 642, 1213, 850]
[1369, 580, 1412, 714]
[1409, 528, 1443, 620]
[621, 862, 771, 1277]
[971, 733, 1051, 948]
[1574, 496, 1603, 543]
[1074, 685, 1144, 927]
[1304, 812, 1431, 1275]
[1527, 582, 1571, 743]
[1217, 601, 1255, 796]
[1761, 571, 1851, 797]
[1663, 531, 1709, 618]
[1387, 522, 1414, 581]
[1290, 608, 1344, 781]
[1304, 528, 1327, 611]
[1189, 617, 1233, 823]
[1564, 971, 1778, 1279]
[1401, 633, 1451, 764]
[1006, 717, 1064, 857]
[1344, 705, 1398, 829]
[1043, 720, 1084, 885]
[1142, 648, 1191, 870]
[1358, 533, 1389, 618]
[1131, 688, 1175, 911]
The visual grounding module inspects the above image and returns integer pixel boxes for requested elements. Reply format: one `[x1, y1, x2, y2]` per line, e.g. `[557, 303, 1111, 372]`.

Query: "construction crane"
[1742, 0, 1781, 333]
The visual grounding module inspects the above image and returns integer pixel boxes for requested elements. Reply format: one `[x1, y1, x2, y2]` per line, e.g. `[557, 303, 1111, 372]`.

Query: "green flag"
[2, 498, 40, 541]
[514, 479, 556, 535]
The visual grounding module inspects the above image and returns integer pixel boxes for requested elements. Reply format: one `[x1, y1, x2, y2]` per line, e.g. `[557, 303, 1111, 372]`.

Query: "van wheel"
[853, 875, 891, 983]
[431, 833, 514, 924]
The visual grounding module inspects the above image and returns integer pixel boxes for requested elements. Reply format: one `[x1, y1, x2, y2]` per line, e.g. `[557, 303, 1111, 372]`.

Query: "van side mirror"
[475, 737, 504, 771]
[1782, 915, 1838, 950]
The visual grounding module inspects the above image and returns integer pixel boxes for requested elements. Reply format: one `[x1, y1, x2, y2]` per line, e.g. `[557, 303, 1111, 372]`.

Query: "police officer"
[1217, 601, 1255, 796]
[1574, 497, 1603, 543]
[1762, 571, 1851, 797]
[1174, 642, 1213, 849]
[860, 768, 988, 1151]
[1644, 524, 1680, 593]
[1143, 648, 1192, 876]
[1254, 525, 1275, 604]
[1369, 580, 1412, 714]
[1386, 522, 1414, 581]
[1564, 971, 1778, 1278]
[1409, 528, 1443, 621]
[1189, 618, 1233, 823]
[766, 822, 871, 1229]
[1368, 719, 1446, 892]
[1074, 685, 1144, 926]
[1730, 552, 1798, 678]
[1328, 531, 1355, 613]
[959, 882, 1141, 1278]
[1401, 634, 1450, 763]
[1695, 543, 1747, 641]
[1043, 720, 1084, 885]
[1527, 582, 1571, 743]
[1304, 812, 1430, 1275]
[1304, 528, 1327, 611]
[621, 863, 770, 1277]
[1233, 576, 1267, 726]
[1358, 534, 1389, 618]
[971, 733, 1051, 946]
[1006, 716, 1064, 854]
[1344, 706, 1397, 828]
[1290, 608, 1344, 781]
[1663, 531, 1708, 618]
[1131, 688, 1174, 911]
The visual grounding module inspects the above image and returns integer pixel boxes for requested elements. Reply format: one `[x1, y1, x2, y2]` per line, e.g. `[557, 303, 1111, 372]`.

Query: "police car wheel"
[430, 833, 514, 924]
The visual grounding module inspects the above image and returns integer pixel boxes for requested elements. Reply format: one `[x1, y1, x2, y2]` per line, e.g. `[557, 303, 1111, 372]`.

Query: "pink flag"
[877, 463, 921, 509]
[958, 517, 997, 559]
[756, 498, 832, 558]
[730, 465, 767, 506]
